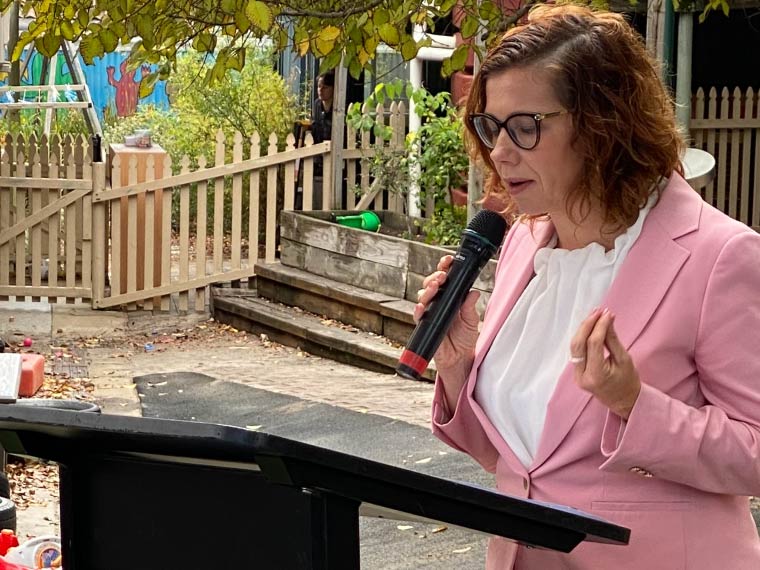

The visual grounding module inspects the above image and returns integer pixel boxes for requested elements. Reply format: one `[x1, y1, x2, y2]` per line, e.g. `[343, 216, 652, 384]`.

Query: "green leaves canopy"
[0, 0, 527, 92]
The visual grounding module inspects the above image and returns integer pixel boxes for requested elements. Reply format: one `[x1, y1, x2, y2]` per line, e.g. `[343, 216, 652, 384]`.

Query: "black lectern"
[0, 407, 628, 569]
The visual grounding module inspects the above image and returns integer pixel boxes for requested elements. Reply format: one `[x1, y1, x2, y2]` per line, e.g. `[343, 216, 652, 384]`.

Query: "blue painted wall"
[3, 48, 169, 121]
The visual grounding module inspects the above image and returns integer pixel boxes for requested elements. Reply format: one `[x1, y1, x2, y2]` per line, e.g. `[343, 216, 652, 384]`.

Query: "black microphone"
[396, 210, 508, 381]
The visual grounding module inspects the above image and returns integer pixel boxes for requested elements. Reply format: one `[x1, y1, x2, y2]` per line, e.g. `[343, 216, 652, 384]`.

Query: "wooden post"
[329, 62, 347, 210]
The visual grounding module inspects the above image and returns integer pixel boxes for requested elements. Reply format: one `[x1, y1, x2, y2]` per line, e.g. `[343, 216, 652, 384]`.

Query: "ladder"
[0, 40, 102, 136]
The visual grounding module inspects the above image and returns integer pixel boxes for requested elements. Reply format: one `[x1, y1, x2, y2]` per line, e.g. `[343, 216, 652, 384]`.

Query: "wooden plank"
[0, 177, 91, 189]
[302, 133, 314, 211]
[213, 131, 225, 274]
[254, 261, 397, 308]
[160, 158, 172, 311]
[248, 134, 261, 271]
[716, 87, 729, 214]
[179, 157, 191, 312]
[64, 150, 78, 301]
[196, 155, 208, 312]
[0, 187, 89, 246]
[705, 88, 718, 205]
[0, 153, 10, 301]
[92, 142, 331, 202]
[283, 133, 295, 213]
[280, 239, 406, 298]
[126, 160, 138, 298]
[740, 87, 753, 225]
[728, 87, 740, 219]
[92, 199, 106, 304]
[256, 278, 384, 335]
[280, 211, 409, 268]
[0, 285, 90, 297]
[360, 103, 372, 206]
[47, 152, 60, 301]
[231, 132, 244, 271]
[143, 155, 156, 311]
[14, 151, 27, 300]
[81, 159, 92, 296]
[690, 118, 760, 129]
[265, 133, 278, 263]
[31, 156, 42, 295]
[94, 267, 254, 308]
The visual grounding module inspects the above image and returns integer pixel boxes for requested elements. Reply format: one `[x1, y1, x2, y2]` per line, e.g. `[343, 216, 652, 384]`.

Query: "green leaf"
[79, 34, 105, 63]
[234, 10, 251, 33]
[378, 23, 400, 46]
[460, 14, 479, 39]
[450, 44, 469, 72]
[36, 32, 61, 57]
[225, 48, 245, 71]
[136, 14, 154, 47]
[100, 29, 119, 52]
[63, 4, 75, 19]
[192, 32, 217, 53]
[139, 71, 159, 98]
[348, 58, 362, 79]
[400, 36, 417, 61]
[373, 9, 389, 26]
[221, 0, 236, 13]
[245, 0, 273, 32]
[61, 21, 76, 41]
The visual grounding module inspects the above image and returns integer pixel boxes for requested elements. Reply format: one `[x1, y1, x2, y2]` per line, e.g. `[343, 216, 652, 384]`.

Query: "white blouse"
[474, 195, 656, 468]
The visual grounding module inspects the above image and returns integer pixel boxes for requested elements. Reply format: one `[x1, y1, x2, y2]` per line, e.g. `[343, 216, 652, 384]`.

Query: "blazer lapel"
[466, 221, 555, 474]
[530, 175, 699, 472]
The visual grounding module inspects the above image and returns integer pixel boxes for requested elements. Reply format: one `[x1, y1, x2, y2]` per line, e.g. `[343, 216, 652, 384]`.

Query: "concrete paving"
[3, 306, 495, 568]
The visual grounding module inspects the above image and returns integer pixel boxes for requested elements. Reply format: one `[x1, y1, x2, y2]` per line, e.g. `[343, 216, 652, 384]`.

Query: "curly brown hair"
[465, 4, 685, 228]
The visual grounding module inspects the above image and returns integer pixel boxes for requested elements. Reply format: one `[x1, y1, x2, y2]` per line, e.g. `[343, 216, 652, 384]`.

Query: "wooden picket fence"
[4, 94, 760, 312]
[0, 101, 408, 311]
[690, 86, 760, 229]
[0, 133, 95, 303]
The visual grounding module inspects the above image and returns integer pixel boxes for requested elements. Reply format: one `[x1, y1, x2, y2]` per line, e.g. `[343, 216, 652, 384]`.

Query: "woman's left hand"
[570, 308, 641, 419]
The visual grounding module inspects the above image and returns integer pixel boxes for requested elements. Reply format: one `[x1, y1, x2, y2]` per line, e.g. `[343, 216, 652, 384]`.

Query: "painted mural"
[5, 48, 169, 121]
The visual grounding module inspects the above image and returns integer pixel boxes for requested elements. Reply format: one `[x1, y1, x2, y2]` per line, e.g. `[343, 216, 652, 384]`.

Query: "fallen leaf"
[397, 525, 414, 531]
[452, 547, 472, 554]
[432, 526, 448, 533]
[415, 457, 432, 464]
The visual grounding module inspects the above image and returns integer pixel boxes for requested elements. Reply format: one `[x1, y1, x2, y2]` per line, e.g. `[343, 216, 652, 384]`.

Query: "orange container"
[20, 354, 44, 397]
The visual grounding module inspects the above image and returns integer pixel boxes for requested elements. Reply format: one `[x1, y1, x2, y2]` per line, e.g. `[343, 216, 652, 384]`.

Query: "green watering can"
[333, 211, 381, 232]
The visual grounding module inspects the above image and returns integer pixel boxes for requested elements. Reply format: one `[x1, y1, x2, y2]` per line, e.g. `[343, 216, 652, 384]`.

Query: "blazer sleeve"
[600, 230, 760, 495]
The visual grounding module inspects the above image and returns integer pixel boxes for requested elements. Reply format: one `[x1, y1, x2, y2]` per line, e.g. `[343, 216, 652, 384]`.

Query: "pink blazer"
[432, 173, 760, 569]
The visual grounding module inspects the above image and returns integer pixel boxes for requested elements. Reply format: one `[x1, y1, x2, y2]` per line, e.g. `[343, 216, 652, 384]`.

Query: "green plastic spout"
[334, 212, 381, 232]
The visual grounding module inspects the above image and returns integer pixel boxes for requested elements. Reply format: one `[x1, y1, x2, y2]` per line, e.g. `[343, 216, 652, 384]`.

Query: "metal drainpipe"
[675, 12, 694, 135]
[662, 0, 676, 88]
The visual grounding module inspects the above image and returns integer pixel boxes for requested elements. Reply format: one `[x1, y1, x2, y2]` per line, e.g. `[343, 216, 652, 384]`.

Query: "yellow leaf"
[245, 0, 273, 31]
[314, 26, 340, 56]
[357, 47, 370, 66]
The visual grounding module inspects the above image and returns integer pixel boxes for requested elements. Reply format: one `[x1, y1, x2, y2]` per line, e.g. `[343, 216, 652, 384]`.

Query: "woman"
[418, 5, 760, 569]
[311, 71, 335, 145]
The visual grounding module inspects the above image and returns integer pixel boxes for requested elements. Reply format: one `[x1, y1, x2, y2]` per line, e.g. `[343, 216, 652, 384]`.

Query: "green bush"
[103, 46, 296, 236]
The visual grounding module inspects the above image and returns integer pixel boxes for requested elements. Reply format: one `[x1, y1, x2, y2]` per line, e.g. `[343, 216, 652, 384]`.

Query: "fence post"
[91, 160, 107, 307]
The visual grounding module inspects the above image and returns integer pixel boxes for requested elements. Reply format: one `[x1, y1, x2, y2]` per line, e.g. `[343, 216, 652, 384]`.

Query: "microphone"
[396, 210, 508, 381]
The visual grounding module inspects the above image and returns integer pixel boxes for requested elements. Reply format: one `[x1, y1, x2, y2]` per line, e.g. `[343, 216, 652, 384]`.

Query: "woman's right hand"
[414, 255, 480, 377]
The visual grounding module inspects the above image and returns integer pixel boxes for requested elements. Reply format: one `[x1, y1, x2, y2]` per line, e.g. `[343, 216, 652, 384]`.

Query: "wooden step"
[211, 291, 436, 381]
[254, 262, 416, 344]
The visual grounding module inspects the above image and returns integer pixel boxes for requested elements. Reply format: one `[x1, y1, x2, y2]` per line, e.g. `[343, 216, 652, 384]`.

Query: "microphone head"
[467, 210, 508, 248]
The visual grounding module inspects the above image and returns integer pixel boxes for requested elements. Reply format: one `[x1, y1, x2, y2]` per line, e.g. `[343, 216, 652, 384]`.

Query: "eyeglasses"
[468, 111, 568, 150]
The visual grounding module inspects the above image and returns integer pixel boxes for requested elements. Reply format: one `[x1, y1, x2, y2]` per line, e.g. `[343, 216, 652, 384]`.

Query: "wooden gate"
[91, 131, 330, 311]
[0, 134, 94, 304]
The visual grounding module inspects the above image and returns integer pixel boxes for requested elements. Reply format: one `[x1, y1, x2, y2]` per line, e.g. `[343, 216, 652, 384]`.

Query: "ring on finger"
[569, 355, 586, 364]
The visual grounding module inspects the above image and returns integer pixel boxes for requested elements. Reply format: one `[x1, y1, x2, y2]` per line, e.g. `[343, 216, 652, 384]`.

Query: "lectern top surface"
[0, 405, 630, 551]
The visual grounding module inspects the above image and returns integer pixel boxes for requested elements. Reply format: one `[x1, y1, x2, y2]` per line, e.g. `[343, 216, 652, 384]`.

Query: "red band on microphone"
[399, 350, 429, 375]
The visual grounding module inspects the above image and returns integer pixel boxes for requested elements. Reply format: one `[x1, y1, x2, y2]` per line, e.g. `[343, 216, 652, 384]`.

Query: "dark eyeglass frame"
[468, 111, 568, 151]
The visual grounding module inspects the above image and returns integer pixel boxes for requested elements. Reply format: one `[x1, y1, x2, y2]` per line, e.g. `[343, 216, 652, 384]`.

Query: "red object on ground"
[20, 354, 44, 397]
[0, 530, 19, 556]
[21, 339, 32, 348]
